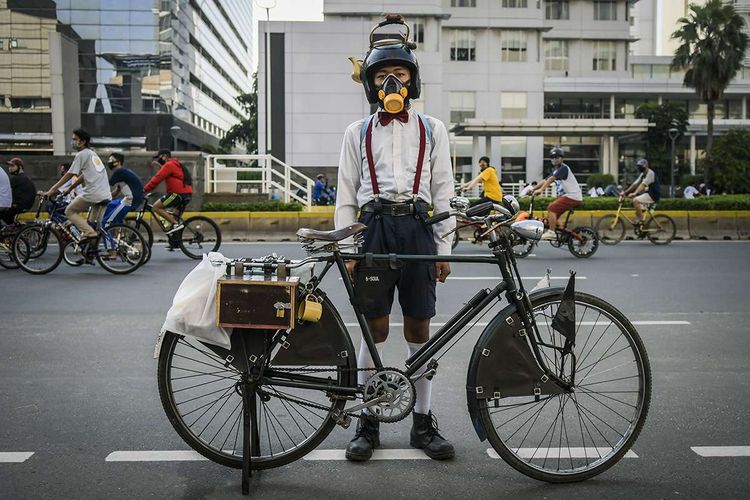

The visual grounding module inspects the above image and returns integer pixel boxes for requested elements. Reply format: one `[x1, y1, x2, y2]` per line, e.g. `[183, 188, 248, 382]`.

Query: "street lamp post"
[170, 125, 181, 151]
[256, 1, 276, 157]
[668, 127, 680, 198]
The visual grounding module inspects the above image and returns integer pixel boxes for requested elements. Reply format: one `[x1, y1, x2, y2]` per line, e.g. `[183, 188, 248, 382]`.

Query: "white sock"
[407, 341, 431, 415]
[358, 338, 384, 415]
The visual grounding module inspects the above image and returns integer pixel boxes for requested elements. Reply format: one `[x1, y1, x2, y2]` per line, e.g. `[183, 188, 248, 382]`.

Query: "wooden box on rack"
[216, 275, 300, 330]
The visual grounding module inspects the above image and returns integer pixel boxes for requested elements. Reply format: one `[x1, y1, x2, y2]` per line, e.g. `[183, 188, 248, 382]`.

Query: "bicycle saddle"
[297, 222, 366, 242]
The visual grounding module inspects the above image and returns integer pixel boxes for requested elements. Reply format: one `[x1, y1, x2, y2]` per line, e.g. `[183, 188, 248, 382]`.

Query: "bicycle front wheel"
[568, 227, 598, 258]
[13, 224, 63, 274]
[124, 217, 154, 247]
[96, 224, 147, 274]
[478, 291, 651, 483]
[158, 323, 356, 470]
[512, 238, 536, 258]
[179, 216, 221, 259]
[645, 214, 675, 245]
[595, 215, 625, 245]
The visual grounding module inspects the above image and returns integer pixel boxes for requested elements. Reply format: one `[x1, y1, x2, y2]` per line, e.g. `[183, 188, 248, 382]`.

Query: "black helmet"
[360, 15, 421, 104]
[549, 146, 564, 158]
[636, 158, 648, 167]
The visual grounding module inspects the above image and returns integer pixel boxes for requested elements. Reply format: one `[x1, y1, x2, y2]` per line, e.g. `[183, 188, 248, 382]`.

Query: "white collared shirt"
[334, 108, 456, 255]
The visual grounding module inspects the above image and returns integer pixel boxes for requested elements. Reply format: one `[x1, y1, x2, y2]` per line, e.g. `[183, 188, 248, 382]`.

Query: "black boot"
[410, 412, 455, 460]
[345, 413, 380, 462]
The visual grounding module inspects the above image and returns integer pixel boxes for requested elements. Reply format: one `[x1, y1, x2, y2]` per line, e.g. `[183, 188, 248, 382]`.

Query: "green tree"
[220, 74, 258, 153]
[671, 0, 748, 183]
[634, 102, 689, 189]
[709, 128, 750, 194]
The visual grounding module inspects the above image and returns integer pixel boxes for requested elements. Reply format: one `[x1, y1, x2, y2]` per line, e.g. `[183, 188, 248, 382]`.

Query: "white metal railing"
[203, 154, 314, 208]
[501, 181, 588, 198]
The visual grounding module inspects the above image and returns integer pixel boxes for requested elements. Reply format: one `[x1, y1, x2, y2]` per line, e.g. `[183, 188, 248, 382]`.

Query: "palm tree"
[672, 0, 748, 184]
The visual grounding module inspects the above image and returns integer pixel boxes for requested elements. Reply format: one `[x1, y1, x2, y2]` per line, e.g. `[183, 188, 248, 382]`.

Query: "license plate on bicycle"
[216, 276, 300, 330]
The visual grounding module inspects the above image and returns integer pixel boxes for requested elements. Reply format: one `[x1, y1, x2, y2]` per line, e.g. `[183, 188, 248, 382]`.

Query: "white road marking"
[631, 274, 639, 277]
[486, 447, 638, 459]
[105, 451, 209, 462]
[303, 449, 431, 461]
[338, 276, 586, 281]
[0, 452, 34, 463]
[691, 446, 750, 457]
[344, 320, 690, 328]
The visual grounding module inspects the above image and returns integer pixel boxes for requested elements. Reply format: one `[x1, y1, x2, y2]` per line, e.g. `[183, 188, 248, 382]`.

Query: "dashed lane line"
[105, 451, 208, 462]
[0, 452, 34, 463]
[691, 446, 750, 457]
[304, 449, 431, 461]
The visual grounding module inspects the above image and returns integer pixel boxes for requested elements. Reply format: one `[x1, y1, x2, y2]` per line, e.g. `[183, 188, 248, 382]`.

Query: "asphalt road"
[1, 241, 749, 499]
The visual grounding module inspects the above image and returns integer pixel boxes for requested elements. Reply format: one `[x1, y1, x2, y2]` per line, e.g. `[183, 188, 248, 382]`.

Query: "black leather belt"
[361, 200, 426, 217]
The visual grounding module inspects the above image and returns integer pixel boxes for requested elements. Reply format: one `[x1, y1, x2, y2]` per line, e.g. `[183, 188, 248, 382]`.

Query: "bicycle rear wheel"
[0, 235, 18, 269]
[595, 215, 625, 245]
[96, 224, 147, 274]
[178, 216, 221, 259]
[124, 217, 154, 248]
[645, 214, 675, 245]
[13, 224, 63, 274]
[567, 227, 598, 258]
[478, 291, 651, 483]
[158, 320, 356, 469]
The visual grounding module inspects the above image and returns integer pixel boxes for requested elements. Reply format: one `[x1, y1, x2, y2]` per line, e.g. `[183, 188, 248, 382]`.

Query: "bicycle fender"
[465, 287, 566, 442]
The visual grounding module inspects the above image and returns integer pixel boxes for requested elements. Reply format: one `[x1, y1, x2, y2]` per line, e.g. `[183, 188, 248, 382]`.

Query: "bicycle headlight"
[511, 219, 544, 241]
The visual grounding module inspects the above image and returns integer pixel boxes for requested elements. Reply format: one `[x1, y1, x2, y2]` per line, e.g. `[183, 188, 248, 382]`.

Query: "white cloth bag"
[161, 252, 231, 349]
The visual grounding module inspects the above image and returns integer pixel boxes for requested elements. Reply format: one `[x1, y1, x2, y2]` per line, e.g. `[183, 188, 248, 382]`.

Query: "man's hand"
[532, 190, 543, 197]
[435, 262, 451, 283]
[627, 192, 636, 199]
[345, 260, 356, 283]
[40, 189, 58, 199]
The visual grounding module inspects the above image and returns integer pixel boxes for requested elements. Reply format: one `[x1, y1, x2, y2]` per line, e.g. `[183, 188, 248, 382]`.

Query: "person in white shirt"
[683, 184, 700, 199]
[533, 147, 583, 240]
[336, 15, 455, 463]
[0, 166, 12, 211]
[518, 181, 537, 198]
[41, 128, 112, 241]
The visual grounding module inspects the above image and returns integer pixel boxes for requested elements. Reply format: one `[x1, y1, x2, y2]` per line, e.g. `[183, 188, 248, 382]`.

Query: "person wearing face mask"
[101, 152, 144, 228]
[622, 158, 661, 227]
[337, 15, 455, 462]
[2, 157, 36, 225]
[143, 149, 192, 239]
[42, 128, 112, 242]
[532, 147, 583, 240]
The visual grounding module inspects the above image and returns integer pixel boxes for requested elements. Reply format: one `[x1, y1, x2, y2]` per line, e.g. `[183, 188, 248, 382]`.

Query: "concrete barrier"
[249, 212, 300, 241]
[736, 211, 750, 240]
[664, 210, 690, 241]
[688, 211, 739, 240]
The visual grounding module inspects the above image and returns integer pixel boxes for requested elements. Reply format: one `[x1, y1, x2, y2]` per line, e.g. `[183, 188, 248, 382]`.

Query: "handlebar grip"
[466, 201, 493, 217]
[425, 211, 451, 225]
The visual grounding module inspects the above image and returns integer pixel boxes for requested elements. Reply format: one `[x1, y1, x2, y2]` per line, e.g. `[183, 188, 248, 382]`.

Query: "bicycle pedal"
[333, 410, 352, 429]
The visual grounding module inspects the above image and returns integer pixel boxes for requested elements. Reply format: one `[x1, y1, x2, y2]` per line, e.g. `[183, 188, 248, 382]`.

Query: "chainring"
[362, 368, 416, 423]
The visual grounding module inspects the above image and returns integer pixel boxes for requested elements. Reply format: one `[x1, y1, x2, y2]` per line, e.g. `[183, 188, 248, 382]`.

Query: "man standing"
[3, 158, 37, 225]
[312, 174, 326, 205]
[533, 147, 582, 239]
[335, 15, 455, 462]
[461, 156, 503, 210]
[101, 152, 144, 227]
[622, 158, 660, 225]
[42, 128, 111, 242]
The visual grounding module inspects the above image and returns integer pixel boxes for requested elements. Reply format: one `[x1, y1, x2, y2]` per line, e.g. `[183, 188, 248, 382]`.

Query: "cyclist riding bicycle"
[460, 156, 502, 215]
[622, 158, 661, 228]
[101, 152, 144, 227]
[2, 158, 36, 225]
[532, 147, 582, 240]
[143, 149, 192, 248]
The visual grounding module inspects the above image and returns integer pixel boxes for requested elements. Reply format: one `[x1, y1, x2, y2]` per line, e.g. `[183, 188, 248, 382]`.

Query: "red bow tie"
[378, 111, 409, 126]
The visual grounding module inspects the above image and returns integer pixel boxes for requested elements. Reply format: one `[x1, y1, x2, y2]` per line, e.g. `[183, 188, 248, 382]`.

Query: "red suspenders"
[364, 115, 427, 201]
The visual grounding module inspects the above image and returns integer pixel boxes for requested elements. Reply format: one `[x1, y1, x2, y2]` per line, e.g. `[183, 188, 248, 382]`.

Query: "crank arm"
[342, 393, 389, 415]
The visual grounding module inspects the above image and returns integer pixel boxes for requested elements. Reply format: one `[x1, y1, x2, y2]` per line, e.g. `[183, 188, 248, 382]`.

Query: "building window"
[545, 0, 569, 20]
[544, 40, 569, 71]
[412, 19, 425, 44]
[593, 41, 616, 71]
[451, 0, 476, 6]
[502, 0, 528, 7]
[594, 0, 618, 21]
[450, 92, 476, 123]
[501, 92, 527, 119]
[450, 30, 476, 61]
[501, 30, 527, 62]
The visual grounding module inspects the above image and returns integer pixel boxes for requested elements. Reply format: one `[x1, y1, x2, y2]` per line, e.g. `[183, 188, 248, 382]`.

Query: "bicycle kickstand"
[241, 378, 260, 496]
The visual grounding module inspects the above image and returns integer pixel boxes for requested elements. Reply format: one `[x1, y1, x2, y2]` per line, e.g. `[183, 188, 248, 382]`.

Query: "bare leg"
[152, 199, 177, 226]
[546, 211, 559, 231]
[634, 199, 643, 222]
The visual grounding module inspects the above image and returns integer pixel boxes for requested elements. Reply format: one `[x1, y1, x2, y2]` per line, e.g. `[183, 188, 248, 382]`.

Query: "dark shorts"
[547, 196, 582, 217]
[354, 205, 437, 320]
[160, 193, 192, 212]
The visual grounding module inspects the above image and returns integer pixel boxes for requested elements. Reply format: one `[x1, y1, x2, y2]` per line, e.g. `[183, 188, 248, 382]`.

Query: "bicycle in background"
[595, 197, 676, 245]
[126, 193, 221, 261]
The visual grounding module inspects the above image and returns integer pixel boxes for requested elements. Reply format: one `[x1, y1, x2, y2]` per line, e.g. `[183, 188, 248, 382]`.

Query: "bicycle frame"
[132, 199, 184, 233]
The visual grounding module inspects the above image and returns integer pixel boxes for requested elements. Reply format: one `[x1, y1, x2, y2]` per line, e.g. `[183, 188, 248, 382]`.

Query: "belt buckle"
[394, 203, 411, 216]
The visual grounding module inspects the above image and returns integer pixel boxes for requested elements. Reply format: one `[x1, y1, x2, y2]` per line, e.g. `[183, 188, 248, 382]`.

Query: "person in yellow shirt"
[461, 156, 502, 213]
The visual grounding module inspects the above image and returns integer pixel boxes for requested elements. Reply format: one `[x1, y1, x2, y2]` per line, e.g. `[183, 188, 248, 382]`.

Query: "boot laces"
[425, 412, 444, 439]
[354, 415, 378, 444]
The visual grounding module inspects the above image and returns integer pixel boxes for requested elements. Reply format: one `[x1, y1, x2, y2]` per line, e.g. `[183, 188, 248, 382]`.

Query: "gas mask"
[377, 74, 409, 114]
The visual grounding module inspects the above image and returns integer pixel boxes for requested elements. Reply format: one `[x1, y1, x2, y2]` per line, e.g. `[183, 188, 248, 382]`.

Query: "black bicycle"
[126, 193, 221, 261]
[156, 197, 650, 492]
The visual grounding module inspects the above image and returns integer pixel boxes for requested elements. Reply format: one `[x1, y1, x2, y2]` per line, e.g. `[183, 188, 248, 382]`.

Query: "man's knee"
[367, 316, 390, 343]
[404, 316, 430, 343]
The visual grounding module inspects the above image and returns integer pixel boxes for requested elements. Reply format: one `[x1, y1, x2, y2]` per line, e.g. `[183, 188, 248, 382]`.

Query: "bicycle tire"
[452, 230, 460, 250]
[645, 214, 676, 245]
[95, 224, 147, 274]
[62, 241, 85, 267]
[512, 238, 536, 258]
[124, 217, 154, 248]
[0, 235, 18, 269]
[158, 319, 356, 470]
[13, 225, 63, 275]
[595, 215, 625, 245]
[178, 215, 222, 259]
[567, 227, 598, 258]
[477, 291, 651, 483]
